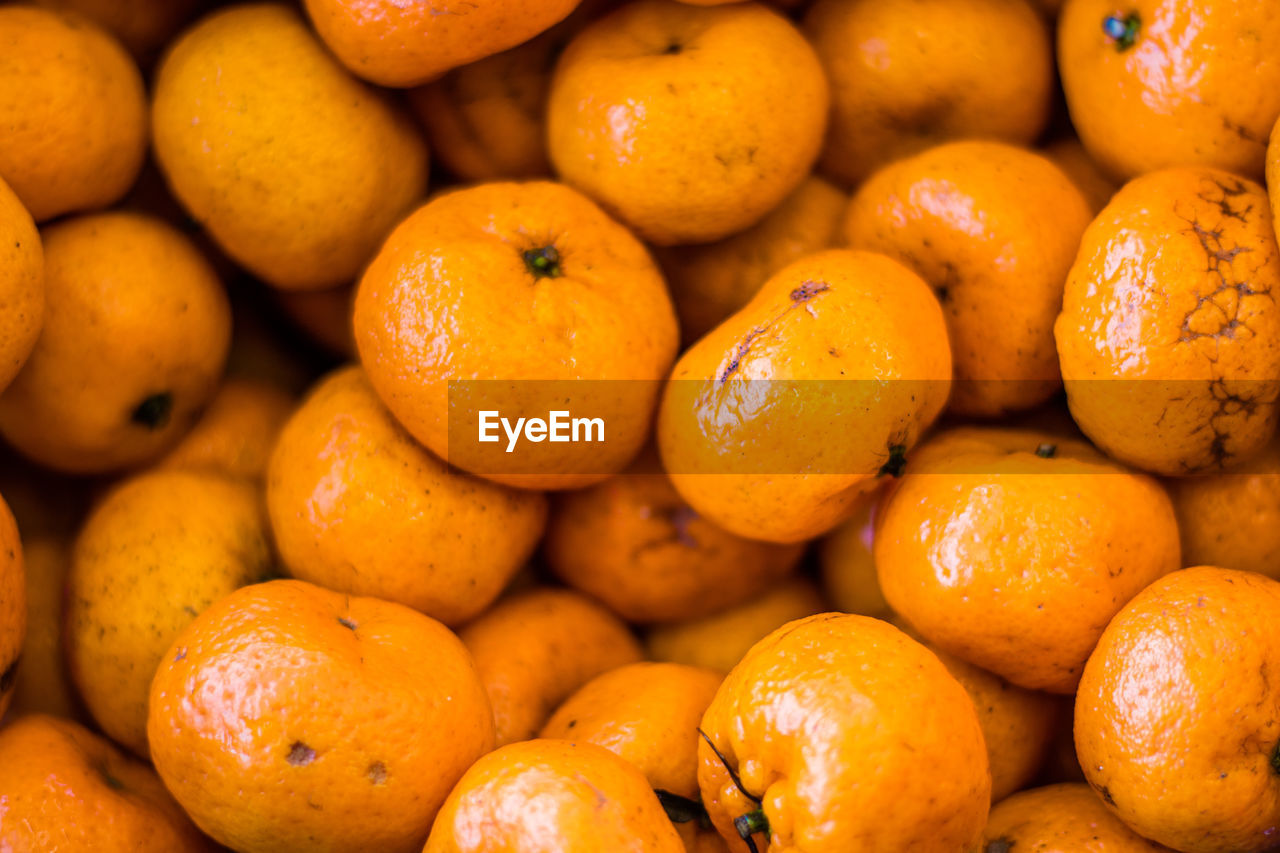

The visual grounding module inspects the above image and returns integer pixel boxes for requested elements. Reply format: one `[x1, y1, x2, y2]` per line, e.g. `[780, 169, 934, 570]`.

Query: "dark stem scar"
[522, 245, 563, 279]
[717, 281, 831, 384]
[98, 763, 126, 791]
[985, 839, 1014, 853]
[1099, 785, 1115, 805]
[338, 617, 358, 631]
[1102, 11, 1141, 50]
[131, 392, 173, 430]
[287, 742, 317, 766]
[1035, 443, 1057, 458]
[878, 444, 908, 477]
[367, 761, 388, 784]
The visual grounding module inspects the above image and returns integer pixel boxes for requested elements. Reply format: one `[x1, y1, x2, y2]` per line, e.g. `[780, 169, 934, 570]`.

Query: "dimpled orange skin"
[546, 0, 828, 246]
[152, 4, 429, 292]
[843, 141, 1093, 416]
[0, 175, 42, 396]
[149, 579, 495, 853]
[698, 614, 991, 853]
[1044, 137, 1120, 215]
[353, 180, 678, 491]
[658, 249, 952, 544]
[646, 578, 827, 675]
[459, 588, 643, 746]
[267, 366, 547, 626]
[158, 377, 295, 482]
[656, 176, 849, 345]
[817, 487, 891, 618]
[10, 537, 79, 720]
[982, 783, 1174, 852]
[31, 0, 203, 61]
[543, 449, 803, 624]
[803, 0, 1052, 189]
[0, 492, 25, 720]
[1075, 567, 1280, 852]
[425, 739, 686, 853]
[1055, 167, 1280, 476]
[0, 714, 213, 852]
[0, 7, 146, 222]
[1059, 0, 1280, 182]
[0, 212, 230, 474]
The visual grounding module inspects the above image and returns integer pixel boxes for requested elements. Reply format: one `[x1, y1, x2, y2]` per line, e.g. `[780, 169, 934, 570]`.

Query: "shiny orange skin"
[275, 284, 356, 357]
[1055, 167, 1280, 475]
[9, 537, 79, 720]
[158, 377, 295, 482]
[304, 0, 582, 88]
[354, 180, 677, 490]
[459, 588, 643, 746]
[149, 579, 495, 853]
[0, 212, 230, 474]
[645, 578, 827, 675]
[844, 141, 1093, 416]
[803, 0, 1052, 188]
[817, 486, 891, 618]
[267, 366, 547, 625]
[0, 175, 41, 395]
[876, 427, 1181, 694]
[658, 249, 952, 543]
[0, 714, 213, 852]
[152, 3, 429, 291]
[698, 614, 990, 853]
[0, 7, 146, 221]
[657, 176, 848, 345]
[0, 492, 25, 720]
[1044, 137, 1120, 215]
[544, 449, 803, 623]
[1075, 567, 1280, 852]
[1059, 0, 1280, 181]
[32, 0, 204, 61]
[547, 0, 828, 246]
[983, 784, 1174, 852]
[424, 739, 686, 853]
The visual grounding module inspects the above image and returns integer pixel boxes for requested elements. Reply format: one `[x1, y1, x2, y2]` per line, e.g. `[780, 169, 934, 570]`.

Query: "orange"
[843, 141, 1092, 416]
[646, 578, 827, 675]
[817, 487, 890, 618]
[543, 448, 803, 623]
[1055, 167, 1280, 475]
[0, 212, 230, 474]
[275, 284, 356, 357]
[152, 3, 429, 291]
[31, 0, 204, 62]
[149, 579, 494, 853]
[1075, 567, 1280, 852]
[267, 366, 547, 625]
[0, 6, 146, 221]
[9, 537, 79, 721]
[0, 174, 41, 396]
[0, 492, 24, 720]
[547, 0, 828, 245]
[698, 614, 990, 852]
[425, 739, 686, 853]
[1044, 136, 1120, 215]
[803, 0, 1052, 188]
[875, 426, 1181, 693]
[658, 249, 952, 543]
[157, 377, 295, 482]
[0, 714, 212, 851]
[459, 587, 643, 746]
[1059, 0, 1280, 181]
[656, 176, 848, 345]
[982, 783, 1174, 852]
[353, 180, 678, 490]
[304, 0, 583, 88]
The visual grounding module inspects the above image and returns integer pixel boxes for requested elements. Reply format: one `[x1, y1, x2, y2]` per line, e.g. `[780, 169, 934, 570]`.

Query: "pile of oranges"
[1, 0, 1280, 851]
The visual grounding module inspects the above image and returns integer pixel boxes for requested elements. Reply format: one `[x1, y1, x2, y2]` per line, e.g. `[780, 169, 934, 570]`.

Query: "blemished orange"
[157, 377, 295, 482]
[1059, 0, 1280, 181]
[0, 6, 147, 221]
[0, 714, 213, 852]
[149, 579, 495, 853]
[424, 739, 686, 853]
[0, 212, 231, 474]
[817, 487, 891, 618]
[267, 366, 547, 626]
[0, 492, 25, 720]
[1055, 167, 1280, 476]
[66, 468, 273, 757]
[698, 614, 990, 852]
[9, 537, 79, 721]
[803, 0, 1052, 188]
[982, 783, 1174, 852]
[459, 587, 643, 746]
[304, 0, 583, 88]
[543, 449, 803, 623]
[547, 0, 828, 246]
[0, 174, 41, 396]
[353, 180, 678, 490]
[646, 578, 827, 675]
[875, 426, 1181, 693]
[152, 3, 429, 291]
[32, 0, 204, 61]
[658, 249, 952, 543]
[1075, 567, 1280, 852]
[843, 141, 1093, 416]
[656, 176, 848, 345]
[1044, 136, 1120, 215]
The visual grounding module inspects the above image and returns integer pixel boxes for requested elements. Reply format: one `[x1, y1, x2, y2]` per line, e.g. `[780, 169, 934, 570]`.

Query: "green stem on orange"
[522, 245, 563, 279]
[1102, 11, 1141, 50]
